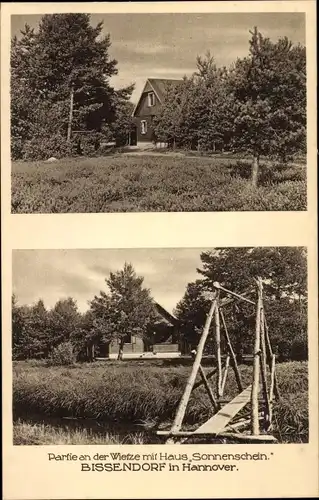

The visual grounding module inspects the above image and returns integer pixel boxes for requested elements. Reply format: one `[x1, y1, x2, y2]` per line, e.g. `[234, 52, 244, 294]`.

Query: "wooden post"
[213, 282, 255, 305]
[67, 84, 74, 143]
[269, 354, 276, 426]
[215, 300, 223, 398]
[264, 317, 280, 400]
[251, 278, 262, 435]
[168, 296, 218, 435]
[220, 309, 243, 392]
[199, 364, 219, 411]
[191, 350, 218, 411]
[259, 307, 271, 430]
[193, 368, 217, 391]
[269, 354, 276, 403]
[221, 355, 230, 396]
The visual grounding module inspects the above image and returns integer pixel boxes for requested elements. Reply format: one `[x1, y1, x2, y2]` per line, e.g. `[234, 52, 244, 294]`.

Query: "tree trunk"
[117, 340, 124, 361]
[251, 154, 259, 187]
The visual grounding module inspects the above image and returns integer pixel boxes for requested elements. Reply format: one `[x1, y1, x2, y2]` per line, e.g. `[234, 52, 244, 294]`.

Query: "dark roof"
[148, 78, 182, 103]
[154, 302, 179, 326]
[132, 78, 182, 117]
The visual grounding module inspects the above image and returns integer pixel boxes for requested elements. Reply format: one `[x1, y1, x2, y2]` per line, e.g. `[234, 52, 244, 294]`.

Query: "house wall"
[109, 336, 144, 355]
[134, 91, 161, 143]
[153, 343, 179, 353]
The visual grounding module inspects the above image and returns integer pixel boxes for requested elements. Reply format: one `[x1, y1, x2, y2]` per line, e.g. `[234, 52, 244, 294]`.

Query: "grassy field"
[13, 360, 308, 444]
[11, 155, 306, 213]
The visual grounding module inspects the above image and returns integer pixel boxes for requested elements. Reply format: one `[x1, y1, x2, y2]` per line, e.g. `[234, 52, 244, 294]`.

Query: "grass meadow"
[11, 155, 306, 213]
[13, 360, 308, 445]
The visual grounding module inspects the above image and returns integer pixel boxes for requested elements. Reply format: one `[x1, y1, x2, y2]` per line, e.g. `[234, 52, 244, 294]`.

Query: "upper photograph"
[11, 12, 306, 213]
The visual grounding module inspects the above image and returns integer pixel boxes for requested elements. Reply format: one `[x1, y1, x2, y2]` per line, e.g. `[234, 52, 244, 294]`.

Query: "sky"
[12, 248, 213, 313]
[11, 12, 305, 103]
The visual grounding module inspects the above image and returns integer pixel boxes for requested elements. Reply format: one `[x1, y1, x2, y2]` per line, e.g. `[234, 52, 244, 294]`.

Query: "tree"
[193, 52, 234, 152]
[89, 263, 157, 360]
[174, 280, 210, 349]
[154, 54, 234, 152]
[11, 26, 38, 159]
[11, 14, 134, 159]
[47, 298, 81, 349]
[110, 95, 135, 146]
[153, 78, 190, 148]
[230, 27, 306, 186]
[175, 247, 307, 358]
[12, 298, 51, 359]
[12, 295, 29, 360]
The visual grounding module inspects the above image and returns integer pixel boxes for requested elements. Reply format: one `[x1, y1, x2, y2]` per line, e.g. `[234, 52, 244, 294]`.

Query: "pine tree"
[11, 14, 133, 159]
[176, 248, 307, 358]
[230, 27, 306, 185]
[89, 263, 157, 360]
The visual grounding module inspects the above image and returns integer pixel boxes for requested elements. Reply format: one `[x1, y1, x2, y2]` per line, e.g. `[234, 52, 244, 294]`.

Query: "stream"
[14, 412, 163, 444]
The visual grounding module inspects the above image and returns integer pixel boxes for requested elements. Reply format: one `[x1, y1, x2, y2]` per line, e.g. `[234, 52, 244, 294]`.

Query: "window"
[141, 120, 147, 135]
[148, 92, 155, 107]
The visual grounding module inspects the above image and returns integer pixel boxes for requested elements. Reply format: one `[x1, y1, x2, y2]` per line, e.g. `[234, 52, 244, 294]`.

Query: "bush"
[75, 132, 105, 157]
[22, 134, 72, 161]
[290, 332, 308, 361]
[47, 342, 76, 366]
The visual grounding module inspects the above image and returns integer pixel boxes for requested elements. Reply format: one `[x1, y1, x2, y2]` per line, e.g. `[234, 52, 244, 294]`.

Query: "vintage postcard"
[1, 1, 318, 499]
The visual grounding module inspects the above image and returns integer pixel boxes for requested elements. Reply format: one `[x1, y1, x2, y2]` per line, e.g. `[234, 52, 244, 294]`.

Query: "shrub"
[22, 134, 72, 161]
[47, 341, 76, 366]
[290, 332, 308, 361]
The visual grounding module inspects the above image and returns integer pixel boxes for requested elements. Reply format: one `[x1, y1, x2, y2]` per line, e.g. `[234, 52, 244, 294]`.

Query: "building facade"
[132, 78, 182, 145]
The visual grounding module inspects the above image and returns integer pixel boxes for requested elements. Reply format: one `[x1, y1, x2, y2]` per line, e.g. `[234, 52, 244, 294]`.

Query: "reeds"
[13, 360, 308, 443]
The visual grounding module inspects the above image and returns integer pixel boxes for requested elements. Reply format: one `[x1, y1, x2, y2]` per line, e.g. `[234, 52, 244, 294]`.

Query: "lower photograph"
[12, 247, 308, 445]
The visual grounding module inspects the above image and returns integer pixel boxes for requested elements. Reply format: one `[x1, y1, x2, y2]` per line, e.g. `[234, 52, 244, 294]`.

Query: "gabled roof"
[154, 302, 179, 326]
[147, 78, 182, 103]
[132, 78, 182, 117]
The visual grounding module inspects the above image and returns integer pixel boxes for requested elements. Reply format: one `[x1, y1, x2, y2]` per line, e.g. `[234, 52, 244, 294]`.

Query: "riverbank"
[13, 360, 308, 444]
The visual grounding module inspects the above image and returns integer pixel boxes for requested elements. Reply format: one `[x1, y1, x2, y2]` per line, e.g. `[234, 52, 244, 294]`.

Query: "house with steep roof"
[131, 78, 182, 145]
[94, 301, 187, 360]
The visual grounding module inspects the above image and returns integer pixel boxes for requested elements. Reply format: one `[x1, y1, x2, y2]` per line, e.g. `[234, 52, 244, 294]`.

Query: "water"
[14, 412, 161, 443]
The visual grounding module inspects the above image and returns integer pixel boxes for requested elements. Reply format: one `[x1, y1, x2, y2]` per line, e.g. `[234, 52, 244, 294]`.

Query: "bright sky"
[12, 248, 212, 313]
[11, 12, 305, 103]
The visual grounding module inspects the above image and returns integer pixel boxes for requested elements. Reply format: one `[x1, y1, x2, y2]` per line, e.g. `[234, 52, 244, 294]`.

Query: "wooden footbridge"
[157, 278, 280, 444]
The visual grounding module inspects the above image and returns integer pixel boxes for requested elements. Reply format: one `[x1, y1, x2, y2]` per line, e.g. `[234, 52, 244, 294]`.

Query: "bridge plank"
[194, 385, 252, 434]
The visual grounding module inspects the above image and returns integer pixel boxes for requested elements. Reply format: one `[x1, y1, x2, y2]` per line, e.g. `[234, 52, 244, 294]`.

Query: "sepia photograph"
[12, 247, 308, 446]
[11, 12, 307, 213]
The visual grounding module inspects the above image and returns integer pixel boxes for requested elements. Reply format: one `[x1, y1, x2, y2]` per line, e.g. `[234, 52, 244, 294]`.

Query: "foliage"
[175, 247, 307, 358]
[47, 341, 77, 366]
[12, 296, 82, 360]
[154, 29, 306, 185]
[110, 97, 135, 146]
[13, 360, 308, 443]
[11, 155, 307, 213]
[154, 55, 233, 151]
[229, 28, 306, 185]
[12, 298, 51, 360]
[11, 14, 133, 160]
[89, 263, 157, 359]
